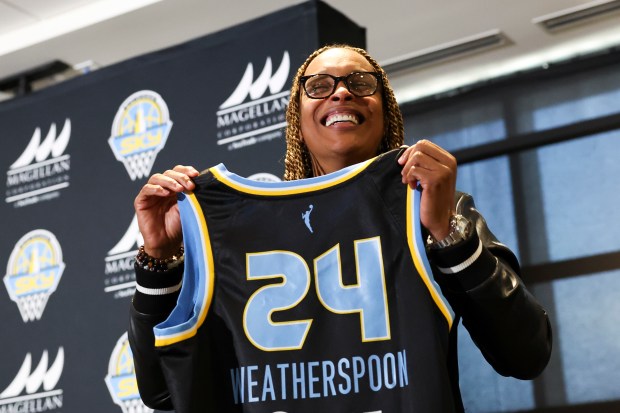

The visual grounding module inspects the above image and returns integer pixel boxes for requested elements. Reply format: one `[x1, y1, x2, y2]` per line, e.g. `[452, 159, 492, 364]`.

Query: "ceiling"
[1, 0, 620, 103]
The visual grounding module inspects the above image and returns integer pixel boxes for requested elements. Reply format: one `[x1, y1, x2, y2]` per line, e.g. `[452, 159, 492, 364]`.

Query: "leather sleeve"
[428, 192, 553, 379]
[129, 305, 174, 410]
[128, 265, 183, 410]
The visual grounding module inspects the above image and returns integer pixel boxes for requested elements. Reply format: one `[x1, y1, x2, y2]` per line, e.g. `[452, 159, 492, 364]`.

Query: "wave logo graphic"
[104, 215, 144, 299]
[216, 51, 290, 150]
[0, 348, 64, 411]
[4, 229, 65, 322]
[108, 90, 173, 181]
[5, 119, 71, 207]
[105, 332, 153, 413]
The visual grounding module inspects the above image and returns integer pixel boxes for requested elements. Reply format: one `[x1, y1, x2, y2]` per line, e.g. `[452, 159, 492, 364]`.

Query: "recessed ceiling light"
[382, 29, 510, 74]
[533, 0, 620, 31]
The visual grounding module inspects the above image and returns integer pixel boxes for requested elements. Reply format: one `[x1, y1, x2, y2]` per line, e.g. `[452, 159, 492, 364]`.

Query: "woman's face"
[300, 48, 384, 173]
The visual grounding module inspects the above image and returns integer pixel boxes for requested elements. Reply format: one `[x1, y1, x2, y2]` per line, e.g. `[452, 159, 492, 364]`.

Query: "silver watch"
[427, 214, 472, 250]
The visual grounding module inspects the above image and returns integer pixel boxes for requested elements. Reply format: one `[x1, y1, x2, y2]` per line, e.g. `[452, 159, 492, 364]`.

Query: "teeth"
[326, 113, 359, 127]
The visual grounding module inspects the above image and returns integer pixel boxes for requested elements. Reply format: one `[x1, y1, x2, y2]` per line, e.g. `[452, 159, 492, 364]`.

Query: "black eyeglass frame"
[299, 71, 382, 99]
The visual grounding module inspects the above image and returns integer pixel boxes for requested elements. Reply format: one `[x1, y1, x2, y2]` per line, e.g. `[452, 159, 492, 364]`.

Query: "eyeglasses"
[300, 72, 381, 99]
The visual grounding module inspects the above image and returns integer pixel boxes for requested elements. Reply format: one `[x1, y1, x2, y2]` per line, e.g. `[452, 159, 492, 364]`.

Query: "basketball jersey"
[153, 149, 458, 413]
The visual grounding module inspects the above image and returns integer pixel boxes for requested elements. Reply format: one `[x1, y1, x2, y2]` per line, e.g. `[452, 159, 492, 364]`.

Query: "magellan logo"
[216, 51, 290, 151]
[5, 119, 71, 208]
[108, 90, 173, 181]
[104, 215, 143, 299]
[0, 348, 64, 412]
[4, 229, 65, 322]
[105, 332, 153, 413]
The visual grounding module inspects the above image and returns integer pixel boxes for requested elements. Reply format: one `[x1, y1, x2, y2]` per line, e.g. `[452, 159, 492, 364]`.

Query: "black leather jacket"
[129, 192, 552, 412]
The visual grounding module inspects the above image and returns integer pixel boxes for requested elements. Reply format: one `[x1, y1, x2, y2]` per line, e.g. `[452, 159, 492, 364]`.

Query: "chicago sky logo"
[0, 348, 64, 412]
[4, 229, 65, 322]
[105, 332, 153, 413]
[216, 51, 290, 150]
[5, 119, 71, 208]
[104, 215, 143, 299]
[108, 90, 173, 181]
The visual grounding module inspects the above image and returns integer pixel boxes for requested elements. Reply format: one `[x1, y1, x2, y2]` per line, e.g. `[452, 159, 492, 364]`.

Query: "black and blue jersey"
[152, 149, 458, 412]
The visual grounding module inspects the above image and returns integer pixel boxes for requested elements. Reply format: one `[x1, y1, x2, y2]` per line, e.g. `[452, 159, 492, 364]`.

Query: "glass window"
[459, 323, 535, 412]
[454, 157, 519, 256]
[404, 101, 506, 152]
[514, 64, 620, 133]
[399, 54, 620, 412]
[553, 269, 620, 404]
[521, 131, 620, 264]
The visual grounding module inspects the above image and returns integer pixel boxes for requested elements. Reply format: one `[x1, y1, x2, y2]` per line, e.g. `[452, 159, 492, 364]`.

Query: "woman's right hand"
[134, 165, 200, 259]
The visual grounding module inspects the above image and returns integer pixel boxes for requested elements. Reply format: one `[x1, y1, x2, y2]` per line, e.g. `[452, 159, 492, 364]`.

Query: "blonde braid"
[284, 44, 404, 181]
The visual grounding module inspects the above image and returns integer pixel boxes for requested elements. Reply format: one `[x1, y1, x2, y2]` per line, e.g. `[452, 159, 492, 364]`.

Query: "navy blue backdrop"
[0, 2, 365, 412]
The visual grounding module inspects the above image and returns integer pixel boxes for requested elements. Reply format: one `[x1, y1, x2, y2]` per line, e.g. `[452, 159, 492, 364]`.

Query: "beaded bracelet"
[134, 245, 184, 272]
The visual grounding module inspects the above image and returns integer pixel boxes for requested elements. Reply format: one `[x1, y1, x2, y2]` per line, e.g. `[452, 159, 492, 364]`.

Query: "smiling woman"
[298, 49, 385, 175]
[286, 46, 401, 180]
[128, 43, 552, 413]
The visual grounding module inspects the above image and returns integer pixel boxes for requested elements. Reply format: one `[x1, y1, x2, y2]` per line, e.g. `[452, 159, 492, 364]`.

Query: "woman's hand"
[134, 165, 200, 258]
[398, 140, 457, 241]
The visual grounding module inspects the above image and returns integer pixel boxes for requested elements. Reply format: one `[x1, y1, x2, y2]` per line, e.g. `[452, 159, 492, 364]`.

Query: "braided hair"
[284, 44, 404, 181]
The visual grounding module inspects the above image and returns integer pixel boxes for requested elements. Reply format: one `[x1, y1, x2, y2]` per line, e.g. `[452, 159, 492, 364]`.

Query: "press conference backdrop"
[0, 2, 365, 412]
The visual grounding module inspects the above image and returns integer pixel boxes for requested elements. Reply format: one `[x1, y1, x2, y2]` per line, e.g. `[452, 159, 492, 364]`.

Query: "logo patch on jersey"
[105, 332, 153, 413]
[104, 215, 144, 299]
[4, 229, 65, 322]
[108, 90, 173, 181]
[216, 51, 290, 151]
[0, 348, 64, 411]
[301, 204, 314, 233]
[247, 172, 281, 183]
[5, 119, 71, 207]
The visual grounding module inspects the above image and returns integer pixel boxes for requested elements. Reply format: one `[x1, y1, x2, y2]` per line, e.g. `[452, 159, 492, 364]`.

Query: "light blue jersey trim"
[407, 187, 455, 328]
[210, 158, 374, 195]
[153, 192, 214, 346]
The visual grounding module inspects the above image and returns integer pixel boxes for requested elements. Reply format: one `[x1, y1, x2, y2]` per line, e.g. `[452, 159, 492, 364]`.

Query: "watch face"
[436, 215, 470, 248]
[428, 215, 472, 249]
[453, 215, 471, 236]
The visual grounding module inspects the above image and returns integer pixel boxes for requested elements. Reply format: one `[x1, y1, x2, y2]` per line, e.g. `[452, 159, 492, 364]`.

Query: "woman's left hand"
[398, 140, 457, 241]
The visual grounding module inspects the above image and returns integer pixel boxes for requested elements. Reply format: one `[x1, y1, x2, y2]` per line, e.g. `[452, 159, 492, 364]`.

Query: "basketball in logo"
[4, 229, 65, 322]
[108, 90, 173, 181]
